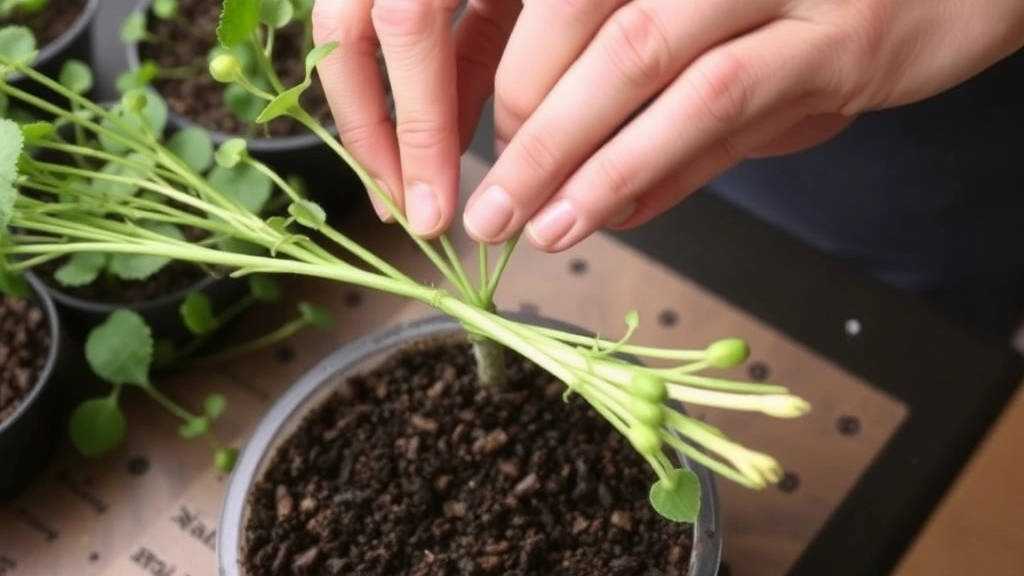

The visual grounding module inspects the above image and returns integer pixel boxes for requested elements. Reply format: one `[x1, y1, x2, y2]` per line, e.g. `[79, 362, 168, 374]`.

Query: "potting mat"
[0, 155, 908, 576]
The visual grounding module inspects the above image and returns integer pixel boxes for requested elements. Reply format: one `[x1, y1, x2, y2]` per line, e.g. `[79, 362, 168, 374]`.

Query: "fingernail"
[370, 179, 395, 222]
[607, 201, 636, 227]
[464, 184, 514, 242]
[526, 199, 577, 248]
[406, 182, 441, 236]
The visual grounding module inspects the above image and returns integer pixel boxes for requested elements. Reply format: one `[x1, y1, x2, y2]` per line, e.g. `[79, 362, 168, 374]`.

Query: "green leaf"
[217, 0, 260, 48]
[0, 26, 37, 70]
[649, 469, 701, 523]
[19, 120, 54, 144]
[203, 393, 226, 420]
[298, 301, 332, 329]
[289, 0, 314, 20]
[94, 152, 155, 198]
[108, 222, 185, 280]
[287, 199, 325, 230]
[624, 310, 639, 330]
[151, 0, 178, 19]
[0, 267, 28, 298]
[178, 416, 209, 439]
[119, 12, 149, 43]
[68, 396, 127, 457]
[258, 0, 293, 28]
[58, 59, 93, 95]
[180, 292, 215, 335]
[167, 126, 214, 172]
[96, 92, 168, 153]
[255, 41, 337, 123]
[214, 137, 248, 168]
[85, 309, 154, 387]
[0, 118, 23, 228]
[214, 447, 238, 473]
[223, 83, 264, 122]
[116, 60, 157, 92]
[209, 163, 271, 213]
[54, 252, 107, 287]
[248, 275, 280, 301]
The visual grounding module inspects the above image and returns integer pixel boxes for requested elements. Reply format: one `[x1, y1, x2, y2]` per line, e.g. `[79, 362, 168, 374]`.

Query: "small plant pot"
[123, 0, 367, 218]
[3, 0, 102, 107]
[0, 273, 72, 503]
[218, 314, 722, 576]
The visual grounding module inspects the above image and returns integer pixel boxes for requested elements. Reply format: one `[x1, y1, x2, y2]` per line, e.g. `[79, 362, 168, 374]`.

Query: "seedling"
[0, 2, 811, 523]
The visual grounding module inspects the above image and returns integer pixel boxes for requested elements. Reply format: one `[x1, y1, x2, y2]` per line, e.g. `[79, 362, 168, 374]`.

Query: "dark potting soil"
[0, 294, 50, 424]
[137, 0, 333, 138]
[0, 0, 86, 49]
[242, 337, 694, 576]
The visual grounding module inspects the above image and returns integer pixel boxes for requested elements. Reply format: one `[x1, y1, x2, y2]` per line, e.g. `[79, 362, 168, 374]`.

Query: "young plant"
[0, 0, 48, 20]
[0, 9, 810, 524]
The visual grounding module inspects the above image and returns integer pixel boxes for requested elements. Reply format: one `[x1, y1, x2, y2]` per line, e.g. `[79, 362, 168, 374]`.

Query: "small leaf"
[0, 26, 37, 69]
[214, 137, 248, 168]
[204, 393, 226, 420]
[0, 267, 28, 298]
[304, 41, 337, 77]
[624, 310, 639, 330]
[0, 118, 23, 227]
[649, 469, 701, 523]
[54, 252, 107, 287]
[85, 309, 153, 387]
[19, 120, 54, 144]
[298, 301, 332, 329]
[223, 82, 264, 122]
[178, 416, 209, 439]
[289, 0, 314, 20]
[108, 222, 185, 280]
[119, 12, 149, 43]
[209, 163, 272, 213]
[69, 396, 127, 457]
[58, 59, 93, 95]
[217, 0, 260, 48]
[254, 85, 301, 123]
[180, 292, 216, 335]
[167, 126, 214, 172]
[214, 447, 239, 473]
[258, 0, 293, 29]
[94, 152, 155, 198]
[248, 275, 280, 301]
[287, 199, 326, 230]
[116, 60, 157, 92]
[151, 0, 178, 19]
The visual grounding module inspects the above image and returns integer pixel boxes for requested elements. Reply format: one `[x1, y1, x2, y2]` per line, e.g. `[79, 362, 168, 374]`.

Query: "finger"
[453, 0, 521, 150]
[372, 0, 462, 238]
[493, 0, 627, 145]
[466, 0, 779, 244]
[524, 17, 836, 251]
[749, 113, 854, 157]
[312, 0, 402, 221]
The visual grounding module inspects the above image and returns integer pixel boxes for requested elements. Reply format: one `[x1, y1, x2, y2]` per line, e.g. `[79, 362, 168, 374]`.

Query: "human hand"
[311, 0, 521, 238]
[461, 0, 1024, 252]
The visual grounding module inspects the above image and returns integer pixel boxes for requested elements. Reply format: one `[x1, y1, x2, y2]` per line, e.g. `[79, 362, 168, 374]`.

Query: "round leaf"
[178, 416, 209, 439]
[248, 275, 281, 301]
[167, 126, 214, 172]
[108, 222, 185, 281]
[204, 393, 226, 420]
[217, 0, 260, 48]
[649, 468, 701, 523]
[287, 199, 326, 230]
[0, 26, 37, 68]
[119, 12, 149, 43]
[298, 301, 333, 329]
[0, 118, 23, 228]
[152, 0, 178, 19]
[180, 292, 216, 335]
[214, 447, 239, 473]
[58, 59, 93, 95]
[258, 0, 293, 28]
[214, 137, 248, 168]
[54, 252, 106, 287]
[68, 396, 127, 457]
[223, 82, 264, 122]
[85, 309, 154, 387]
[209, 163, 272, 213]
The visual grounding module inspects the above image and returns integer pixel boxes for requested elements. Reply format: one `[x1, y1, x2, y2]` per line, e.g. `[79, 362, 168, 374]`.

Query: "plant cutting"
[120, 0, 368, 213]
[0, 1, 810, 570]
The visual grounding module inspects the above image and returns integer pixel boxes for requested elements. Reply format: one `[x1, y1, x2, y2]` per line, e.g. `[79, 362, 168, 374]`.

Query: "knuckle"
[601, 4, 675, 87]
[337, 117, 391, 150]
[513, 127, 561, 175]
[372, 0, 458, 40]
[395, 117, 450, 152]
[493, 76, 536, 138]
[687, 49, 753, 126]
[548, 0, 590, 18]
[589, 155, 634, 204]
[311, 0, 344, 45]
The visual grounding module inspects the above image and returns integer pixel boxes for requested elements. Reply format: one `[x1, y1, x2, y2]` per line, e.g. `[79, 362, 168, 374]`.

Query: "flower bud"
[209, 54, 242, 83]
[627, 424, 662, 456]
[705, 338, 749, 368]
[630, 372, 667, 403]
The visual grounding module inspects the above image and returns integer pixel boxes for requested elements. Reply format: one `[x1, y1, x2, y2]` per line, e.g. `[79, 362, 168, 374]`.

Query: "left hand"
[462, 0, 1024, 252]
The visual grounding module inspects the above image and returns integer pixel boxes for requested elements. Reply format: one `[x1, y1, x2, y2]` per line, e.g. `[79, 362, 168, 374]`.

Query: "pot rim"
[4, 0, 103, 83]
[217, 312, 722, 576]
[0, 273, 63, 437]
[123, 0, 337, 152]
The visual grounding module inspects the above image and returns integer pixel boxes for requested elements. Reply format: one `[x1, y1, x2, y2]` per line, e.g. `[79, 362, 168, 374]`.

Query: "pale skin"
[311, 0, 1024, 252]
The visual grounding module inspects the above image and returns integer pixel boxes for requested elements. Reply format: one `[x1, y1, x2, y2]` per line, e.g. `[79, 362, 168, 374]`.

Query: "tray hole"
[837, 415, 861, 436]
[344, 289, 363, 308]
[89, 552, 99, 562]
[127, 456, 149, 477]
[747, 362, 770, 381]
[657, 309, 679, 327]
[519, 302, 540, 315]
[275, 346, 296, 364]
[778, 471, 800, 493]
[568, 258, 588, 275]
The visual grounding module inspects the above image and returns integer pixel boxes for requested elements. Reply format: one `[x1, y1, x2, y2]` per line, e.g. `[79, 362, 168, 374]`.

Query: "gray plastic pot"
[217, 313, 722, 576]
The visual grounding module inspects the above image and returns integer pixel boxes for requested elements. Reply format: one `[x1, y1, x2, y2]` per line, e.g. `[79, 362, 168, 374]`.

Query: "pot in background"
[217, 313, 722, 576]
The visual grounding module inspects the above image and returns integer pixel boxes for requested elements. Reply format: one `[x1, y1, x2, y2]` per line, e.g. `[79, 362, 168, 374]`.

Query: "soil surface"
[137, 0, 334, 138]
[0, 0, 86, 49]
[0, 294, 51, 424]
[242, 337, 695, 576]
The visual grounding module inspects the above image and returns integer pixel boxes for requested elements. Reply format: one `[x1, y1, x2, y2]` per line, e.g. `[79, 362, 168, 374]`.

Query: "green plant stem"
[157, 294, 258, 366]
[175, 315, 311, 367]
[483, 233, 521, 302]
[143, 384, 196, 423]
[316, 223, 413, 283]
[250, 32, 286, 94]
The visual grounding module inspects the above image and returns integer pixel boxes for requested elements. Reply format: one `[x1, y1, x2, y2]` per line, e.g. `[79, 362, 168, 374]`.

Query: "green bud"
[120, 89, 147, 113]
[705, 338, 749, 368]
[628, 398, 664, 428]
[214, 447, 239, 473]
[630, 372, 667, 403]
[209, 54, 242, 83]
[627, 424, 662, 456]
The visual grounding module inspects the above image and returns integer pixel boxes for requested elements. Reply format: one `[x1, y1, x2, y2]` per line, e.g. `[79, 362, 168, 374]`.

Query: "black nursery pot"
[3, 0, 102, 107]
[0, 274, 71, 503]
[218, 314, 723, 576]
[124, 0, 368, 218]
